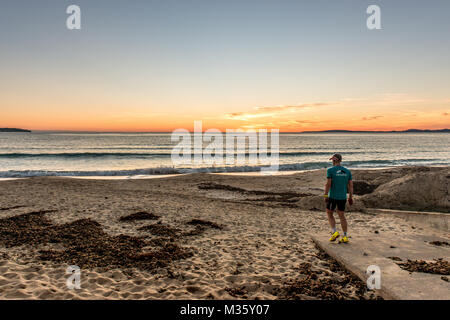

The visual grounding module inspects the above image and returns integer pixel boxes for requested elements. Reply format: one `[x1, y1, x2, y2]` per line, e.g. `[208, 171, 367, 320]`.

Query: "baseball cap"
[329, 153, 342, 161]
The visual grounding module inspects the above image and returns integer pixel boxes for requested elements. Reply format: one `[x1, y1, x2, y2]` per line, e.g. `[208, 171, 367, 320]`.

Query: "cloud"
[225, 112, 276, 121]
[221, 95, 450, 130]
[254, 102, 331, 112]
[225, 101, 335, 121]
[361, 115, 383, 121]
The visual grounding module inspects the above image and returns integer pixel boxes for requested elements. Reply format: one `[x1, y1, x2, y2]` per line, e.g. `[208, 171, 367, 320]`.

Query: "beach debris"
[274, 247, 381, 300]
[0, 211, 192, 272]
[187, 218, 222, 230]
[147, 236, 176, 246]
[198, 182, 248, 193]
[183, 225, 208, 237]
[0, 205, 27, 211]
[197, 182, 310, 199]
[396, 258, 450, 275]
[429, 241, 450, 247]
[245, 195, 301, 206]
[138, 223, 181, 237]
[119, 211, 160, 222]
[441, 276, 449, 282]
[387, 256, 402, 261]
[181, 219, 224, 237]
[0, 211, 57, 247]
[197, 182, 314, 208]
[278, 262, 375, 300]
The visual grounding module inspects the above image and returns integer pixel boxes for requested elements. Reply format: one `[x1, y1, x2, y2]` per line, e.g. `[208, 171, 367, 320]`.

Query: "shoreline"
[1, 164, 449, 181]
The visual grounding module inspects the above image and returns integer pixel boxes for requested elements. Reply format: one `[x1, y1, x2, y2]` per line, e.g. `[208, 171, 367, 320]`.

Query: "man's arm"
[324, 178, 332, 202]
[348, 180, 353, 199]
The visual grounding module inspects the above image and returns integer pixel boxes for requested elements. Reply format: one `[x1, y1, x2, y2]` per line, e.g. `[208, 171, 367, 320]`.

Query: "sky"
[0, 0, 449, 132]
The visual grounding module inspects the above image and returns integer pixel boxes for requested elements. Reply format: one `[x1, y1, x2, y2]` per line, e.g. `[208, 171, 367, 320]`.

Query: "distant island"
[0, 128, 31, 132]
[298, 129, 450, 133]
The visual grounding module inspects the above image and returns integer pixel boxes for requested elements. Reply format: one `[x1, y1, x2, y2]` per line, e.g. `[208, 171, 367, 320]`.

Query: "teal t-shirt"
[327, 166, 352, 200]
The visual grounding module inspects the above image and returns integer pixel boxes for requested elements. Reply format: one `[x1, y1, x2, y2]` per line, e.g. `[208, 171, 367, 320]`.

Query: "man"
[324, 153, 353, 243]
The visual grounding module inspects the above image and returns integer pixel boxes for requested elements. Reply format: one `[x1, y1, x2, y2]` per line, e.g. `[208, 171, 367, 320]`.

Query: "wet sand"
[0, 166, 448, 299]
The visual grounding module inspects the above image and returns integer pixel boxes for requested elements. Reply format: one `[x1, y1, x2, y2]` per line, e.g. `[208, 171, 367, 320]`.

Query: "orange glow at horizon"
[2, 114, 449, 133]
[1, 95, 449, 132]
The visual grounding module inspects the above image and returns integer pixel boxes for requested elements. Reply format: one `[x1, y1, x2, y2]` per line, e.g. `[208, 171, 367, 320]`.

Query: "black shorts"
[326, 198, 346, 211]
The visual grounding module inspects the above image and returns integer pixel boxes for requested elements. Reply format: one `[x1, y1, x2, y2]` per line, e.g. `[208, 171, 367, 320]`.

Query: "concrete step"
[312, 232, 450, 300]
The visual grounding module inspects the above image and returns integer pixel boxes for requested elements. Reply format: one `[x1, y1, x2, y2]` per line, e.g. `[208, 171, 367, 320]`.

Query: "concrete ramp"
[312, 233, 450, 300]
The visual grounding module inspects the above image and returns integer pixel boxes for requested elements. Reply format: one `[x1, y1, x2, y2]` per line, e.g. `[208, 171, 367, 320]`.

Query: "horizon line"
[10, 128, 450, 134]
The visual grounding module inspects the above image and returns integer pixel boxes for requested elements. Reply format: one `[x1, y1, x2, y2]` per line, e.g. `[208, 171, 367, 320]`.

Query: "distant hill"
[299, 129, 450, 133]
[0, 128, 31, 132]
[403, 129, 450, 133]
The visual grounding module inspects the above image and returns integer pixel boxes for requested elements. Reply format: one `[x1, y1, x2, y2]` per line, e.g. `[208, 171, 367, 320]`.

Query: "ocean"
[0, 132, 449, 178]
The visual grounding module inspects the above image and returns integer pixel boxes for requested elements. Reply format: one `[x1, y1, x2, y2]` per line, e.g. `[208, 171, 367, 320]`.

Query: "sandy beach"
[0, 166, 448, 300]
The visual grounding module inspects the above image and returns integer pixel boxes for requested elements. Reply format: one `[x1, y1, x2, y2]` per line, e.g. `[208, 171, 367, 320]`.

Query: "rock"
[361, 168, 450, 212]
[352, 180, 378, 195]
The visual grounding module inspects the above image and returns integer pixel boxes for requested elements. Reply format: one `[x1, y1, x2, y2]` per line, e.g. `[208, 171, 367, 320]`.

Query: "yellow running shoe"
[329, 231, 340, 242]
[339, 236, 349, 243]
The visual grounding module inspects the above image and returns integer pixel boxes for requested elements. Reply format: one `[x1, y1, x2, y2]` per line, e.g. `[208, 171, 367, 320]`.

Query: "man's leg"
[327, 200, 340, 241]
[337, 210, 347, 234]
[327, 209, 336, 232]
[327, 208, 340, 241]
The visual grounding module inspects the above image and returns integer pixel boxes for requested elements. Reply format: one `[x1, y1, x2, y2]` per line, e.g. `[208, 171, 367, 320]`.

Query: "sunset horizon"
[1, 2, 449, 133]
[14, 126, 450, 133]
